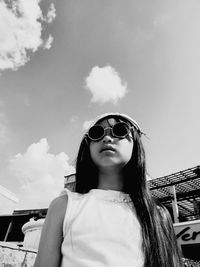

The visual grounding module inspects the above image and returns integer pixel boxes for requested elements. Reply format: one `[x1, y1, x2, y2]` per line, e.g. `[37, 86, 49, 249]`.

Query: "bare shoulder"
[48, 194, 68, 213]
[45, 194, 68, 223]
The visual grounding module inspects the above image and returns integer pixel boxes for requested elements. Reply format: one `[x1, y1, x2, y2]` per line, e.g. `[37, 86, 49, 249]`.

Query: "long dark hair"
[75, 115, 183, 267]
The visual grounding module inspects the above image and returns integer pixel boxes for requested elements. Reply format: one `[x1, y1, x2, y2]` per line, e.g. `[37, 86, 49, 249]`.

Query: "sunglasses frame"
[86, 122, 135, 141]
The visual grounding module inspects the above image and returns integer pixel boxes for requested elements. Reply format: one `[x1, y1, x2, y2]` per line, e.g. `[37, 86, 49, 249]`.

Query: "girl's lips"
[100, 146, 116, 152]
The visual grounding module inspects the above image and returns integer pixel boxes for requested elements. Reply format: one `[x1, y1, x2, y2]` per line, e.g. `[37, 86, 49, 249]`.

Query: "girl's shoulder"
[47, 193, 69, 220]
[60, 188, 84, 201]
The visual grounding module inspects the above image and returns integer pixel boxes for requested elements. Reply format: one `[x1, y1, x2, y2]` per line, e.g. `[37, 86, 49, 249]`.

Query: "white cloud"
[0, 0, 56, 72]
[85, 65, 127, 104]
[43, 35, 54, 50]
[9, 138, 75, 209]
[45, 3, 56, 23]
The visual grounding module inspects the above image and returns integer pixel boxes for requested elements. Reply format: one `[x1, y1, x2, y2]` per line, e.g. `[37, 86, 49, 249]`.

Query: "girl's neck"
[97, 170, 123, 191]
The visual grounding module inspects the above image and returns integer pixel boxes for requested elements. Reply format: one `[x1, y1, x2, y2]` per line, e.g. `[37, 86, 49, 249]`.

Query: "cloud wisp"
[85, 65, 127, 105]
[9, 138, 74, 209]
[0, 0, 56, 72]
[0, 111, 9, 145]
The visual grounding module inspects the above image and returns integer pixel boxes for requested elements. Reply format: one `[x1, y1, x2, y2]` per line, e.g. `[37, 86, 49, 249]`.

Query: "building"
[148, 165, 200, 261]
[0, 208, 47, 243]
[0, 185, 19, 215]
[148, 165, 200, 222]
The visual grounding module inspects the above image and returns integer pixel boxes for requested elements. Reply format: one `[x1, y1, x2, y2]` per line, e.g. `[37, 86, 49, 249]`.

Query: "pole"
[4, 221, 12, 241]
[170, 185, 179, 223]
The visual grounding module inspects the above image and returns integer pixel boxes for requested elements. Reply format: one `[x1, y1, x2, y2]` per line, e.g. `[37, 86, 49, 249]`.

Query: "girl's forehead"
[98, 118, 117, 126]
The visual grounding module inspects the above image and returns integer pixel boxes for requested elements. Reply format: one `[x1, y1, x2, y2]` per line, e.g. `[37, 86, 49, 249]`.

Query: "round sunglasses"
[87, 122, 134, 141]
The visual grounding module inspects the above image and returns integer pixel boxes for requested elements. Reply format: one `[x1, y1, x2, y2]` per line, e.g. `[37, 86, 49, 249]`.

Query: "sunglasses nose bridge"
[103, 127, 113, 138]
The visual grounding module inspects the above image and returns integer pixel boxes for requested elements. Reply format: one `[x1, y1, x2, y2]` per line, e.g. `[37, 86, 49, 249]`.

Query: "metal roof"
[148, 165, 200, 221]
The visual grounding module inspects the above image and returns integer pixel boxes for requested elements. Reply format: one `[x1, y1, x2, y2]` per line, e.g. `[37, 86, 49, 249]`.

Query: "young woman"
[34, 112, 183, 267]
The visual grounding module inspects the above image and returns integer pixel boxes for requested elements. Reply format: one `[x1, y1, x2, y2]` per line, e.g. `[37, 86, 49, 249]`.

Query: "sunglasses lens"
[88, 125, 104, 140]
[113, 122, 130, 137]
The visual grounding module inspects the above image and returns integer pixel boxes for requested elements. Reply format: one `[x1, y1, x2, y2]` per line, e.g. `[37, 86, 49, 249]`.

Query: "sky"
[0, 0, 200, 210]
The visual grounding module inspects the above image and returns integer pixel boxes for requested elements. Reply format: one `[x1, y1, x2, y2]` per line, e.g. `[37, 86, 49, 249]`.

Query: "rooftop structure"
[148, 165, 200, 221]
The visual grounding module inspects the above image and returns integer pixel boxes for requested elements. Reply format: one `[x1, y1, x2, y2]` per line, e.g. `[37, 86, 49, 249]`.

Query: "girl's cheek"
[89, 144, 97, 161]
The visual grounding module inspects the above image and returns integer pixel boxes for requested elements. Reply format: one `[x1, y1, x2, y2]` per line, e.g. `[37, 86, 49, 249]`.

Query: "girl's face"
[89, 118, 134, 171]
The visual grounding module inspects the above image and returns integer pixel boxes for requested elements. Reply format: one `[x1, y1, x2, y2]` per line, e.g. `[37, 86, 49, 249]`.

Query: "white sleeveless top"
[60, 188, 144, 267]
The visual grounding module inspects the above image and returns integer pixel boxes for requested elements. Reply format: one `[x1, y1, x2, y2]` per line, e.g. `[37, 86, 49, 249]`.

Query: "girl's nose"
[102, 133, 114, 143]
